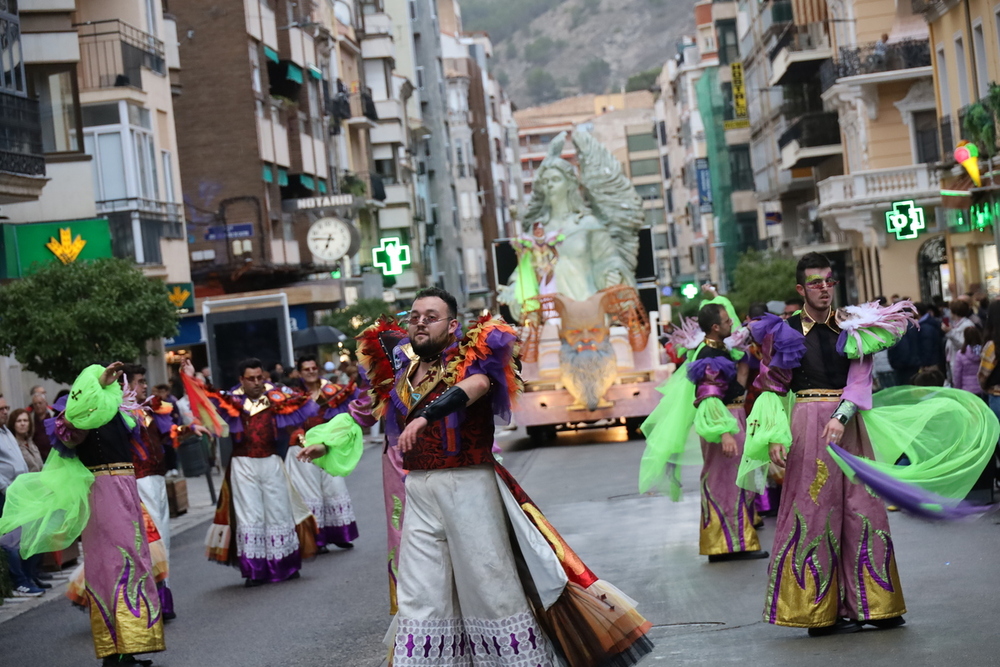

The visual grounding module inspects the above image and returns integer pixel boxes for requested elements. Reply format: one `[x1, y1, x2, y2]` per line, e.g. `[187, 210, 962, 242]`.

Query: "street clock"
[306, 217, 359, 263]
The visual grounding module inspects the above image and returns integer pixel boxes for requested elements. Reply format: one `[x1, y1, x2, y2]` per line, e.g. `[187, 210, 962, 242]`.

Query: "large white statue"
[500, 129, 644, 320]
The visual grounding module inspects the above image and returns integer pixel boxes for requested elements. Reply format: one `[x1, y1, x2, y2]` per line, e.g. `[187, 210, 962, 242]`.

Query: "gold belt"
[726, 396, 745, 409]
[795, 389, 843, 403]
[87, 462, 135, 476]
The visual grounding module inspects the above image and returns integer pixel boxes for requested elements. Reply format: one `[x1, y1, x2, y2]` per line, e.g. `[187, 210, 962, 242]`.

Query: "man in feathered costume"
[284, 354, 360, 551]
[299, 287, 654, 667]
[184, 357, 320, 587]
[738, 252, 999, 636]
[638, 295, 767, 561]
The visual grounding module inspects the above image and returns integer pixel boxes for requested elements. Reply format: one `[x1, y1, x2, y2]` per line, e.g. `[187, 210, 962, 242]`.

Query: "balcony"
[0, 91, 47, 203]
[361, 14, 394, 62]
[778, 111, 841, 169]
[347, 91, 378, 128]
[820, 38, 931, 92]
[374, 98, 405, 122]
[769, 23, 833, 86]
[101, 199, 184, 265]
[817, 164, 940, 216]
[75, 20, 165, 92]
[96, 197, 184, 223]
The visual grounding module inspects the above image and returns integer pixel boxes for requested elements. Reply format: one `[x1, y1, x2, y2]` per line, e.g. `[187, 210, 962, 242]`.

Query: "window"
[30, 68, 82, 153]
[662, 155, 670, 176]
[736, 212, 759, 253]
[665, 188, 674, 213]
[0, 2, 25, 95]
[644, 207, 665, 227]
[937, 46, 951, 114]
[658, 120, 667, 146]
[634, 182, 662, 200]
[374, 157, 398, 185]
[913, 110, 941, 163]
[716, 19, 739, 65]
[729, 144, 753, 191]
[955, 36, 969, 106]
[162, 150, 175, 202]
[672, 256, 681, 277]
[627, 132, 657, 152]
[630, 158, 660, 177]
[415, 65, 424, 90]
[83, 101, 161, 202]
[973, 23, 988, 98]
[456, 144, 465, 177]
[722, 82, 736, 121]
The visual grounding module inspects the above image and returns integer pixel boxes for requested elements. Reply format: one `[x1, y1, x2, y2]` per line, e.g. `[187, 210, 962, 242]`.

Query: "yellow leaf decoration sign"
[45, 228, 86, 264]
[168, 285, 192, 309]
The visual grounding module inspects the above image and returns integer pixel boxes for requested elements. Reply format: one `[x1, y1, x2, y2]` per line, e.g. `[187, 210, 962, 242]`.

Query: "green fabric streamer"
[514, 249, 540, 312]
[304, 413, 364, 477]
[65, 364, 124, 430]
[694, 396, 740, 443]
[0, 451, 95, 558]
[737, 391, 791, 493]
[853, 386, 999, 499]
[638, 369, 702, 499]
[841, 327, 897, 359]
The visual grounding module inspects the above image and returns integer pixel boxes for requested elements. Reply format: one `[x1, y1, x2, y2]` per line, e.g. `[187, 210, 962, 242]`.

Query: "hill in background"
[459, 0, 697, 107]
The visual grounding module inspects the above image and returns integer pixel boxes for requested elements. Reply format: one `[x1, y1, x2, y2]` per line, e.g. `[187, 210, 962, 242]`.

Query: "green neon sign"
[372, 237, 411, 276]
[885, 200, 925, 240]
[970, 201, 1000, 231]
[681, 283, 699, 300]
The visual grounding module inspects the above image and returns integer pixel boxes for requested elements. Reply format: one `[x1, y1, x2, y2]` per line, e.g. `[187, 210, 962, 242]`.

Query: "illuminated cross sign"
[373, 237, 411, 275]
[885, 200, 926, 240]
[681, 283, 699, 300]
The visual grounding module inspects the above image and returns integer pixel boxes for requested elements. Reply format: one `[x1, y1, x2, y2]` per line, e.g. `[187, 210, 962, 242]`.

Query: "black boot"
[808, 618, 864, 636]
[708, 550, 769, 562]
[102, 655, 153, 666]
[865, 616, 905, 630]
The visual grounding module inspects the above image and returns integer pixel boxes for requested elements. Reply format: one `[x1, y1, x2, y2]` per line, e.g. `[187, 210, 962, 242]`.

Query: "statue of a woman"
[500, 130, 644, 322]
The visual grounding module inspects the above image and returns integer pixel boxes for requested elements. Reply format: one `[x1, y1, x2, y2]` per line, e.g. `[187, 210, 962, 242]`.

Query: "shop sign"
[724, 63, 750, 130]
[885, 200, 926, 241]
[1, 219, 113, 278]
[373, 237, 411, 276]
[696, 158, 713, 213]
[205, 223, 254, 241]
[167, 282, 195, 313]
[282, 194, 355, 212]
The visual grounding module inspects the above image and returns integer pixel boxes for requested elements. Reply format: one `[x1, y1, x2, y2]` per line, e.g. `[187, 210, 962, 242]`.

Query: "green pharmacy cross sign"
[373, 237, 411, 276]
[885, 200, 926, 240]
[681, 283, 699, 300]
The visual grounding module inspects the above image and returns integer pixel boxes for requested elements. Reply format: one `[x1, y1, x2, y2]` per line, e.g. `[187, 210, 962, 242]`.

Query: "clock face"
[306, 217, 354, 262]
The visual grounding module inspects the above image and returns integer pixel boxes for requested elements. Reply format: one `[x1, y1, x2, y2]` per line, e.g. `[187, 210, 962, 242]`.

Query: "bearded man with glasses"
[300, 287, 654, 666]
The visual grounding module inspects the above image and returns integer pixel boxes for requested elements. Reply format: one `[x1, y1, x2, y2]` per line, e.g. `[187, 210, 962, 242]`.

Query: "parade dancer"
[639, 299, 766, 561]
[738, 252, 1000, 636]
[301, 288, 653, 666]
[285, 354, 360, 551]
[2, 363, 165, 666]
[190, 358, 319, 587]
[688, 304, 766, 561]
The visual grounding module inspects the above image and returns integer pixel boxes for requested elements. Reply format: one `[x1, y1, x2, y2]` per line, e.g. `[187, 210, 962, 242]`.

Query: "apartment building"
[655, 39, 714, 290]
[914, 0, 1000, 299]
[0, 0, 192, 394]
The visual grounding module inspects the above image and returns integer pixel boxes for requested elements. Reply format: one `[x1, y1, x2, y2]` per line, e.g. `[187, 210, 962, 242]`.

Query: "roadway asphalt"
[1, 426, 999, 666]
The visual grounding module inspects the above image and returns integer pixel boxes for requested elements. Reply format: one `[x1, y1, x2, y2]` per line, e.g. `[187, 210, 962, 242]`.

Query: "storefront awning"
[286, 63, 304, 84]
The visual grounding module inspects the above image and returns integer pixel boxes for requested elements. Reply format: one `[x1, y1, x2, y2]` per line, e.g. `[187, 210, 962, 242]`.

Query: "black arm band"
[416, 386, 470, 422]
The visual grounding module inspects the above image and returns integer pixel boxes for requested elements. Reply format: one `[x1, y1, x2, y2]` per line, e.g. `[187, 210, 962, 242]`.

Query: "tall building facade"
[0, 0, 192, 395]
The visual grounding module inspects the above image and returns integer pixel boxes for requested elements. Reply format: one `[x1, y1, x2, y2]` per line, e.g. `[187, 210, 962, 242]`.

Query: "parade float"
[497, 130, 672, 441]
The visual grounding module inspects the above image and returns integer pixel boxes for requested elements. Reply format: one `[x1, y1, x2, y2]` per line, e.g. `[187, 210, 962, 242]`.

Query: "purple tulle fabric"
[842, 357, 874, 410]
[686, 356, 736, 384]
[749, 314, 806, 370]
[462, 327, 518, 423]
[151, 411, 176, 436]
[829, 444, 992, 520]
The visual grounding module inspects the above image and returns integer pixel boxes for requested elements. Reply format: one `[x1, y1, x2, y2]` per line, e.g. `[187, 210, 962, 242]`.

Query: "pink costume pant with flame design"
[764, 399, 906, 628]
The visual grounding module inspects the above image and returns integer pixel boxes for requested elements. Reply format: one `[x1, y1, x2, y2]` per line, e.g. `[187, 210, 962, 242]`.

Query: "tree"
[0, 258, 179, 384]
[320, 298, 398, 353]
[578, 58, 611, 94]
[726, 249, 800, 318]
[625, 66, 662, 92]
[496, 69, 510, 87]
[526, 67, 561, 105]
[523, 37, 557, 65]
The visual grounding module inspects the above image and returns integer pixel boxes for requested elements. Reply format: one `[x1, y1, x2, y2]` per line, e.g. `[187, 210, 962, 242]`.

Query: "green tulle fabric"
[737, 391, 792, 493]
[638, 370, 702, 500]
[847, 386, 999, 499]
[0, 451, 95, 558]
[841, 327, 896, 359]
[694, 396, 740, 443]
[64, 364, 131, 430]
[303, 413, 364, 477]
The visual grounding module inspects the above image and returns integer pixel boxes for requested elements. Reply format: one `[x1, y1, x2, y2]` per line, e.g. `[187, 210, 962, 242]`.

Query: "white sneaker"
[11, 586, 43, 597]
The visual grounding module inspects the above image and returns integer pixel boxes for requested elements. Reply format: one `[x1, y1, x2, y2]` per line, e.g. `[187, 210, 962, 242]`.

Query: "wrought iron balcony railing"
[0, 91, 45, 177]
[778, 111, 841, 149]
[820, 38, 931, 92]
[75, 19, 165, 91]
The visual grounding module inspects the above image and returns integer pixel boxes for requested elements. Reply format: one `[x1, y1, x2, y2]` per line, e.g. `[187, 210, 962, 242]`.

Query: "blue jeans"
[1, 545, 34, 589]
